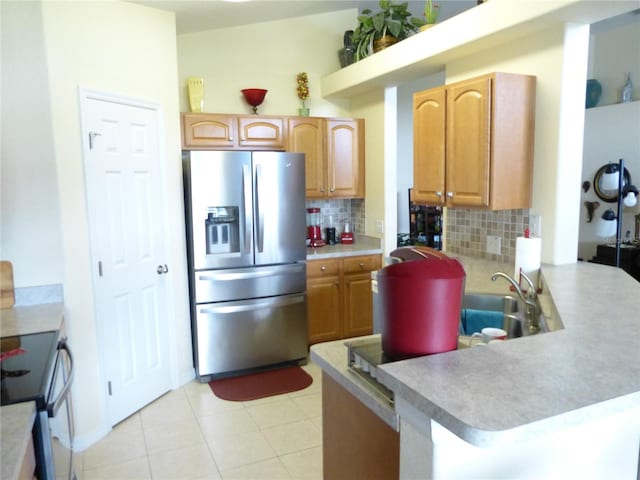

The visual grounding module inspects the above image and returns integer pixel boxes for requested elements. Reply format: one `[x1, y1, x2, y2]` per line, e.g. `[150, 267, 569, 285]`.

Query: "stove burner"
[1, 368, 30, 379]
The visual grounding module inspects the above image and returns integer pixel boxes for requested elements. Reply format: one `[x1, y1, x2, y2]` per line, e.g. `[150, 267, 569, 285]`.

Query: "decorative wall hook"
[582, 180, 591, 193]
[584, 201, 600, 223]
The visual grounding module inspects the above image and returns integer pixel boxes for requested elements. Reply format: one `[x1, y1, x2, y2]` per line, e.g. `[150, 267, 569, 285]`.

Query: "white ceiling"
[130, 0, 428, 34]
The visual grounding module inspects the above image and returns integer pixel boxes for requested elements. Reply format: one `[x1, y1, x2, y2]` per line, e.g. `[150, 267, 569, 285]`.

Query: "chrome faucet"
[491, 271, 541, 332]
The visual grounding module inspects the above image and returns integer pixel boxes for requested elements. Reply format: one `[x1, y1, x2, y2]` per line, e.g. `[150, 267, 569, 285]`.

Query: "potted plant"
[352, 0, 426, 61]
[422, 0, 440, 30]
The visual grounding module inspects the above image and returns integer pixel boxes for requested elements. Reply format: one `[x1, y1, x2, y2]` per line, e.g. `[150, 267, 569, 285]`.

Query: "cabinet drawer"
[307, 259, 340, 278]
[343, 255, 381, 274]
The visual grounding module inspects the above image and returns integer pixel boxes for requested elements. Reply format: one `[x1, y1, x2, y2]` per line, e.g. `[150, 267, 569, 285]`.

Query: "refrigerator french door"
[183, 151, 308, 379]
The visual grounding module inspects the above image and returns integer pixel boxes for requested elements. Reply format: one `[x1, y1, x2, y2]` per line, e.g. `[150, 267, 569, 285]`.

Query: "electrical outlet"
[375, 219, 384, 233]
[486, 235, 501, 255]
[529, 213, 542, 237]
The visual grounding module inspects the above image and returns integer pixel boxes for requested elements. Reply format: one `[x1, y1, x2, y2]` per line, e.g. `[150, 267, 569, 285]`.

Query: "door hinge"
[107, 381, 112, 396]
[88, 131, 102, 150]
[98, 261, 103, 277]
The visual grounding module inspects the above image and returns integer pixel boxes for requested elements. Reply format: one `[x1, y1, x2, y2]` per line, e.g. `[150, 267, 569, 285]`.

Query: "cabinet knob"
[435, 191, 442, 197]
[320, 188, 325, 193]
[330, 188, 335, 193]
[321, 266, 326, 271]
[359, 262, 364, 268]
[447, 192, 454, 198]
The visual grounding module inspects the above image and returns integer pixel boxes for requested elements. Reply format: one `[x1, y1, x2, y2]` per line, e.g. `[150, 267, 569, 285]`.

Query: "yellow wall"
[176, 10, 356, 117]
[37, 0, 189, 447]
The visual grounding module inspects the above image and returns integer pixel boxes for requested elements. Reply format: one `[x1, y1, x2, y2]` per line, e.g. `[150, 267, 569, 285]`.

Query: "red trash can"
[377, 247, 466, 360]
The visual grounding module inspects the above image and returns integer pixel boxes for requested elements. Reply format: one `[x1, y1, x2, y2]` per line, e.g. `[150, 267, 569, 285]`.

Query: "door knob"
[156, 264, 169, 274]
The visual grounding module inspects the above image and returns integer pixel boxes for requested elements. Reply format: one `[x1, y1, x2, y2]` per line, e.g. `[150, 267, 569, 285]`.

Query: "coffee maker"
[307, 208, 325, 247]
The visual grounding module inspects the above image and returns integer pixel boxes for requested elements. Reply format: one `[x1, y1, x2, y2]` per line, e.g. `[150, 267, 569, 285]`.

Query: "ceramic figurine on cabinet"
[622, 73, 632, 103]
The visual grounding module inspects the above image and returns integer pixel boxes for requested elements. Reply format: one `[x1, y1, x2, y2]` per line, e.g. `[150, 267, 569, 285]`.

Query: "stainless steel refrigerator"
[183, 150, 308, 380]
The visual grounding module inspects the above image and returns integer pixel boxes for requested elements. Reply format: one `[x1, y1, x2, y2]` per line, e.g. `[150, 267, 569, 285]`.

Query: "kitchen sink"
[462, 293, 519, 314]
[459, 293, 548, 343]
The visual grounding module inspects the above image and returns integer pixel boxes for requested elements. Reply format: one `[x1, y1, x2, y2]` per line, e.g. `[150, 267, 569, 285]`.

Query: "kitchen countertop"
[1, 402, 37, 480]
[377, 260, 640, 446]
[311, 256, 640, 446]
[306, 234, 382, 260]
[0, 302, 65, 337]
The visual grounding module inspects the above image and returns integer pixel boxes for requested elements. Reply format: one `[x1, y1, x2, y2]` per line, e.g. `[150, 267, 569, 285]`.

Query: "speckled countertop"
[378, 260, 640, 446]
[0, 302, 65, 337]
[1, 402, 36, 480]
[311, 256, 640, 446]
[306, 234, 382, 260]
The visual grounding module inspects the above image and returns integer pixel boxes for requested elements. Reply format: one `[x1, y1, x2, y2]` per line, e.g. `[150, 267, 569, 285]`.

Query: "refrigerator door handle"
[199, 294, 304, 315]
[255, 163, 265, 253]
[197, 263, 305, 282]
[242, 163, 252, 254]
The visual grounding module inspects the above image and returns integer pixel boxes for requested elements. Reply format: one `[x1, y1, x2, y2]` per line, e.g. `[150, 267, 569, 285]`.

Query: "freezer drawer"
[194, 263, 306, 303]
[194, 293, 308, 378]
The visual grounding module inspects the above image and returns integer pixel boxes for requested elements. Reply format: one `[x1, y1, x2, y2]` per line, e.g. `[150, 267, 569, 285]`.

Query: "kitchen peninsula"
[311, 257, 640, 479]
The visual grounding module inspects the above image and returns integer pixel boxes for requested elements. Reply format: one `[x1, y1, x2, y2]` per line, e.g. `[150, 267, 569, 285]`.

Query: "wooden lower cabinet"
[307, 254, 381, 344]
[322, 372, 400, 480]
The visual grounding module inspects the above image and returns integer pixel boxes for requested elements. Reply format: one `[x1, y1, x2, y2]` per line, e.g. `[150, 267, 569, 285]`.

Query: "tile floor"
[76, 361, 323, 480]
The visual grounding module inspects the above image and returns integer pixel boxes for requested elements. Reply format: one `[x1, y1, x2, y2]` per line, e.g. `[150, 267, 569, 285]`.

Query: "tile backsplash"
[445, 208, 531, 263]
[305, 199, 365, 234]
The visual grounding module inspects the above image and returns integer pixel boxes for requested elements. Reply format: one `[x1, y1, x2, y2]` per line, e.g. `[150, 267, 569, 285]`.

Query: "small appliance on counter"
[376, 247, 466, 360]
[325, 214, 337, 245]
[340, 222, 354, 244]
[307, 208, 325, 247]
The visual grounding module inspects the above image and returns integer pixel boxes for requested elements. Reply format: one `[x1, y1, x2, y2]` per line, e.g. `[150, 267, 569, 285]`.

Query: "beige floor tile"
[290, 392, 322, 418]
[246, 398, 308, 430]
[220, 457, 292, 480]
[148, 443, 220, 480]
[280, 446, 323, 480]
[143, 415, 206, 454]
[309, 415, 323, 433]
[198, 408, 259, 441]
[140, 389, 196, 429]
[207, 429, 276, 471]
[262, 419, 321, 456]
[188, 386, 246, 417]
[83, 415, 147, 469]
[83, 457, 151, 480]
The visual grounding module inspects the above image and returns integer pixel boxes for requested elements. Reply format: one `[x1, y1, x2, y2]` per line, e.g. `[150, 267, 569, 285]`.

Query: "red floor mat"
[208, 366, 313, 402]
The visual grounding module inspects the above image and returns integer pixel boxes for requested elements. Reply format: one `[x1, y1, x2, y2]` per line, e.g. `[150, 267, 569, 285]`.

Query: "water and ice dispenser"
[205, 206, 239, 255]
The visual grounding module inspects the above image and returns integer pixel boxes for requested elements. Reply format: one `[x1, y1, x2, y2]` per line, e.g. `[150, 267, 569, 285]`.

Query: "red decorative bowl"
[241, 88, 268, 112]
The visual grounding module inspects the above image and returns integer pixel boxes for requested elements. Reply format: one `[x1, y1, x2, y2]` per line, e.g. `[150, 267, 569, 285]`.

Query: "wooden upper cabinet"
[413, 72, 535, 210]
[288, 117, 326, 198]
[182, 113, 236, 149]
[447, 76, 492, 208]
[413, 88, 446, 205]
[238, 116, 286, 150]
[326, 118, 365, 199]
[182, 113, 286, 150]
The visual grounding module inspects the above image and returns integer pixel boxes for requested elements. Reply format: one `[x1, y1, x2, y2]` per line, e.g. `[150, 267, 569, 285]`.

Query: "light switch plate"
[530, 213, 542, 237]
[486, 235, 501, 255]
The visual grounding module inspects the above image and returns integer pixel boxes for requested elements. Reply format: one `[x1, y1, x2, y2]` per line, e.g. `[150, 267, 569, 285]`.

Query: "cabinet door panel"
[327, 119, 364, 198]
[238, 116, 286, 150]
[446, 77, 491, 208]
[413, 88, 446, 205]
[307, 277, 341, 344]
[343, 272, 374, 339]
[182, 113, 236, 149]
[288, 117, 326, 198]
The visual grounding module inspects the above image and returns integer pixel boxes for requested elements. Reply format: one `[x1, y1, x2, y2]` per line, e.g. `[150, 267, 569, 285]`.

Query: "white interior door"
[80, 90, 171, 426]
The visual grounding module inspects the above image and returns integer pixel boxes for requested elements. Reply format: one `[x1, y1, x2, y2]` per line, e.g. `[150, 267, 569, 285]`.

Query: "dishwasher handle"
[46, 337, 74, 418]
